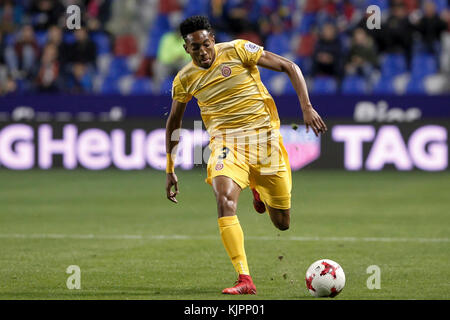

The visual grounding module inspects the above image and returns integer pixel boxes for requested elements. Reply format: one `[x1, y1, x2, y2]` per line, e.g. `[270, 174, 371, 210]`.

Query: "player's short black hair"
[179, 15, 213, 39]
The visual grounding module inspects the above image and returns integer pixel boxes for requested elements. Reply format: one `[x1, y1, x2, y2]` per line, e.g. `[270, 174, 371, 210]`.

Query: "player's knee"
[279, 224, 290, 231]
[276, 221, 290, 231]
[216, 194, 237, 215]
[270, 208, 290, 231]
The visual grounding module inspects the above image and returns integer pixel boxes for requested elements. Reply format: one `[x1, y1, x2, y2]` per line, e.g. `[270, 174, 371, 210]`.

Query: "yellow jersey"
[171, 39, 281, 140]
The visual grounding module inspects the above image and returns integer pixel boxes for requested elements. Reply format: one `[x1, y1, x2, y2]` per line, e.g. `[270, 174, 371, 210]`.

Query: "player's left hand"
[302, 106, 327, 137]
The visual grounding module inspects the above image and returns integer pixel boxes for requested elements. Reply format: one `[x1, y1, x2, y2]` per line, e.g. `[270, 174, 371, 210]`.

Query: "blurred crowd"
[0, 0, 449, 96]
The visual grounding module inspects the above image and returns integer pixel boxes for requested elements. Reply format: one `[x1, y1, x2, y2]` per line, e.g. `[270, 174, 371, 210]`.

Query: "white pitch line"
[0, 233, 448, 243]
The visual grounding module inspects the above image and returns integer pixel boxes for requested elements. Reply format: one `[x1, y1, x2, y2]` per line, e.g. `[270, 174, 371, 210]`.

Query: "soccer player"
[165, 16, 327, 295]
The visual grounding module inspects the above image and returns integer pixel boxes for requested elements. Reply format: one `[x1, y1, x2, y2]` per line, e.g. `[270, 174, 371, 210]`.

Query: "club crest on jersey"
[221, 65, 231, 77]
[215, 162, 224, 171]
[244, 41, 260, 53]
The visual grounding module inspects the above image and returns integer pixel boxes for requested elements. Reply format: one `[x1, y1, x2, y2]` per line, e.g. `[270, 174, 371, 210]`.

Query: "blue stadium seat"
[160, 76, 174, 95]
[348, 0, 369, 9]
[15, 78, 32, 93]
[341, 75, 367, 94]
[63, 32, 76, 44]
[130, 77, 153, 94]
[265, 33, 291, 55]
[267, 73, 297, 95]
[4, 33, 16, 46]
[79, 72, 94, 93]
[100, 77, 120, 94]
[411, 53, 437, 80]
[258, 67, 275, 84]
[297, 13, 317, 34]
[295, 57, 312, 76]
[215, 31, 233, 43]
[91, 32, 111, 55]
[405, 78, 426, 94]
[432, 0, 447, 13]
[145, 15, 170, 58]
[282, 78, 297, 95]
[184, 0, 209, 16]
[35, 30, 47, 47]
[312, 76, 337, 94]
[372, 75, 395, 94]
[107, 57, 130, 78]
[369, 0, 389, 11]
[381, 53, 407, 78]
[339, 33, 352, 52]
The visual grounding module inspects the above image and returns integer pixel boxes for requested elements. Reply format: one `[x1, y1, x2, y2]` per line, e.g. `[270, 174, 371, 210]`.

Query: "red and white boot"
[222, 274, 257, 295]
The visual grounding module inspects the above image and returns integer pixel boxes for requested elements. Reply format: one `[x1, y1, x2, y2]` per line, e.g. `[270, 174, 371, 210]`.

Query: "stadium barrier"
[1, 94, 449, 120]
[0, 95, 448, 171]
[0, 120, 447, 172]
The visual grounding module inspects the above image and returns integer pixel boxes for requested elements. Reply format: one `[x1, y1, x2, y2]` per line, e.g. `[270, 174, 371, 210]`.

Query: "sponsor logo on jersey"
[244, 42, 260, 53]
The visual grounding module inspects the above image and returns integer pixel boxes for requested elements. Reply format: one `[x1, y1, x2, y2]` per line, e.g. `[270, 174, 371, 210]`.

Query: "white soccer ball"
[305, 259, 345, 297]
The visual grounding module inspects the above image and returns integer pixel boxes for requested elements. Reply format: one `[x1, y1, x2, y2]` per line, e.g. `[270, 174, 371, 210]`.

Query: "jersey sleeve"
[172, 73, 192, 103]
[233, 39, 264, 67]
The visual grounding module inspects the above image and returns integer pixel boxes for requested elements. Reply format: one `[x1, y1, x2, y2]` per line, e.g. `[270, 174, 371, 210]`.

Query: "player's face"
[184, 30, 216, 69]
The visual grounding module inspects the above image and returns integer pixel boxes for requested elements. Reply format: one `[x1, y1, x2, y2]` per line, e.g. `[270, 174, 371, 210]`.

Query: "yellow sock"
[218, 215, 250, 276]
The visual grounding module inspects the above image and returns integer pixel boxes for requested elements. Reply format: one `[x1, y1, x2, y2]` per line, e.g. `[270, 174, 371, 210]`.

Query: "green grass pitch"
[0, 169, 449, 300]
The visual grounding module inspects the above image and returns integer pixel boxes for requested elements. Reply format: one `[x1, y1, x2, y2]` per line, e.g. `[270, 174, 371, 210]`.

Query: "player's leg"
[250, 135, 292, 231]
[249, 165, 291, 231]
[212, 176, 256, 294]
[212, 176, 248, 275]
[206, 145, 256, 294]
[211, 176, 248, 273]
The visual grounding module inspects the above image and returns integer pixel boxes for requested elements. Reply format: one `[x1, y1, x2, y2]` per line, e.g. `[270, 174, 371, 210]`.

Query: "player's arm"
[165, 99, 187, 203]
[257, 51, 327, 136]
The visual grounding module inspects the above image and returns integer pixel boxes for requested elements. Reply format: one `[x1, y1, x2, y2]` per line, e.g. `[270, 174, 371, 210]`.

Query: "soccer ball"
[305, 259, 345, 297]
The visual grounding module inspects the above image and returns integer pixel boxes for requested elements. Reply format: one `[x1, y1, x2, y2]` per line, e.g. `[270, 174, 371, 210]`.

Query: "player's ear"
[183, 43, 188, 53]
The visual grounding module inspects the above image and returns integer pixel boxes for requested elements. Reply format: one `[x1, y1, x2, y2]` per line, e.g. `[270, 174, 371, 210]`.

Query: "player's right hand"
[166, 173, 179, 203]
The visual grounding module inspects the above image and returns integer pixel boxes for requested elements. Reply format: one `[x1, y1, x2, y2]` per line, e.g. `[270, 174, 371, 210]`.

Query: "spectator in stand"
[66, 61, 94, 93]
[316, 0, 358, 33]
[0, 0, 23, 34]
[312, 22, 342, 77]
[0, 0, 448, 95]
[222, 1, 263, 45]
[4, 24, 40, 80]
[46, 25, 69, 65]
[258, 1, 295, 43]
[68, 27, 97, 66]
[35, 43, 61, 92]
[66, 27, 96, 93]
[344, 27, 378, 78]
[382, 1, 414, 67]
[0, 74, 17, 95]
[415, 0, 448, 54]
[0, 28, 17, 95]
[29, 0, 65, 30]
[85, 0, 112, 32]
[0, 30, 5, 67]
[353, 8, 385, 55]
[0, 30, 8, 94]
[153, 12, 190, 91]
[221, 0, 261, 39]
